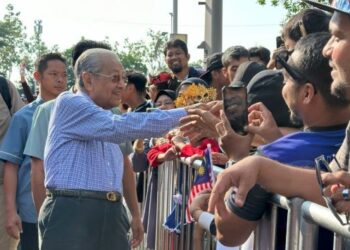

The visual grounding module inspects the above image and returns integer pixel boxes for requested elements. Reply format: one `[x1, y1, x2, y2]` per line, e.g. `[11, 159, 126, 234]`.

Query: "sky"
[0, 0, 287, 63]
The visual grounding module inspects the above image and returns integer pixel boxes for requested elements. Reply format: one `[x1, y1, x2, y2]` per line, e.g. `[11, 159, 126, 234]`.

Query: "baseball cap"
[200, 53, 224, 82]
[304, 0, 350, 16]
[247, 70, 301, 128]
[230, 61, 266, 87]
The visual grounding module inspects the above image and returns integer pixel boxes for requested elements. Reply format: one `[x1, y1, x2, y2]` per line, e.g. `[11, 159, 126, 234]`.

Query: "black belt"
[46, 189, 122, 202]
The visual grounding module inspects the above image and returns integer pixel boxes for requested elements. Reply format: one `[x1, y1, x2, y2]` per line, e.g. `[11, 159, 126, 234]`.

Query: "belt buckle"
[106, 192, 117, 201]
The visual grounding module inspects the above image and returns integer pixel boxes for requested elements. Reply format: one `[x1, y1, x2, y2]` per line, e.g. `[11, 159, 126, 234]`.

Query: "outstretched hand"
[216, 110, 253, 160]
[180, 108, 221, 140]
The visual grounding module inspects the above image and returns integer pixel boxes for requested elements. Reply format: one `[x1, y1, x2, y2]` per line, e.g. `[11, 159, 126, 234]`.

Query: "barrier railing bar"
[301, 201, 350, 238]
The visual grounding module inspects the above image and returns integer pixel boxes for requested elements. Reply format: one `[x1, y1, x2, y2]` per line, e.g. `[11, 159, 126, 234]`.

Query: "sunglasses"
[314, 155, 350, 225]
[276, 55, 308, 83]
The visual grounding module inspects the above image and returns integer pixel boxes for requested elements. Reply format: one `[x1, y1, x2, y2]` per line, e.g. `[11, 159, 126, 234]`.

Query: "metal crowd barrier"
[139, 157, 350, 250]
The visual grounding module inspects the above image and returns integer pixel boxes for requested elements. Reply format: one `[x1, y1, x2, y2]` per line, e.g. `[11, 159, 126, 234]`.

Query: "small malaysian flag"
[185, 144, 214, 223]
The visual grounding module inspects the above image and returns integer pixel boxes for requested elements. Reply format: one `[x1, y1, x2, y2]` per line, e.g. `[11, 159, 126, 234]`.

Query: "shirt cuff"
[0, 151, 22, 164]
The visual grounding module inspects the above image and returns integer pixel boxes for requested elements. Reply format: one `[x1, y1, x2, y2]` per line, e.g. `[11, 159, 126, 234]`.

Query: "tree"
[115, 38, 148, 74]
[257, 0, 329, 17]
[114, 30, 168, 75]
[0, 4, 26, 77]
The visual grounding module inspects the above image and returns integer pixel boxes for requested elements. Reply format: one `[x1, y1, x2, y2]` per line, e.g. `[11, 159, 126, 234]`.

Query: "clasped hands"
[180, 101, 282, 161]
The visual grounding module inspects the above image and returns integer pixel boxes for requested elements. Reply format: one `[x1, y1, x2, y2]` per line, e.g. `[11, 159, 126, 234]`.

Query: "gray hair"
[74, 48, 120, 89]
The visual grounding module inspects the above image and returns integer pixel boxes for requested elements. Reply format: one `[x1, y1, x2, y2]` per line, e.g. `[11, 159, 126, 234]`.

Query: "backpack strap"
[0, 76, 12, 111]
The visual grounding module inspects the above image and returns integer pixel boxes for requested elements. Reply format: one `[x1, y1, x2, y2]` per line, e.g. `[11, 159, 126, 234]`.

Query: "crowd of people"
[1, 0, 350, 249]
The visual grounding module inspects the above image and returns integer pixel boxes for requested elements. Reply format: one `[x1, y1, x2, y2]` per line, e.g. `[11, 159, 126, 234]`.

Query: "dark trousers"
[20, 222, 39, 250]
[38, 195, 130, 250]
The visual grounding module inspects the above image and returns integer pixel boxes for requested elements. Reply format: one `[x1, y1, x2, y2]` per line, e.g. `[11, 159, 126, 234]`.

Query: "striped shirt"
[44, 91, 186, 193]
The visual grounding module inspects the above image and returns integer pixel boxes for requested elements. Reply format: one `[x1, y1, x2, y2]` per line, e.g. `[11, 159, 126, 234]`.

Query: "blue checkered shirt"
[44, 91, 186, 193]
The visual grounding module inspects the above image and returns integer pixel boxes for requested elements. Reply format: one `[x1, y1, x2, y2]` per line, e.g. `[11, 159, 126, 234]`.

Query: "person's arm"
[208, 155, 324, 213]
[146, 143, 176, 167]
[207, 156, 324, 246]
[3, 162, 22, 239]
[122, 156, 143, 248]
[55, 93, 188, 144]
[31, 157, 46, 214]
[19, 64, 34, 103]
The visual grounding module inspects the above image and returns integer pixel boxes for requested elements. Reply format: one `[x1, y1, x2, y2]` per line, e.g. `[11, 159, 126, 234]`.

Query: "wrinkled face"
[37, 60, 67, 99]
[223, 57, 249, 82]
[323, 12, 350, 101]
[154, 95, 175, 110]
[84, 54, 126, 109]
[165, 47, 189, 74]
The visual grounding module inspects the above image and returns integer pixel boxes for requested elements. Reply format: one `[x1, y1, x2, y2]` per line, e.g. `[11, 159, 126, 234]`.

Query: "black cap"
[304, 0, 350, 17]
[276, 55, 307, 83]
[247, 70, 302, 128]
[200, 53, 224, 82]
[154, 90, 176, 103]
[230, 61, 266, 87]
[176, 77, 209, 97]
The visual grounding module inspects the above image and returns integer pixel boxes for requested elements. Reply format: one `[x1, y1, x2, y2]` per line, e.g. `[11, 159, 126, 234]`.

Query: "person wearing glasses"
[38, 48, 216, 250]
[207, 0, 350, 247]
[188, 32, 350, 249]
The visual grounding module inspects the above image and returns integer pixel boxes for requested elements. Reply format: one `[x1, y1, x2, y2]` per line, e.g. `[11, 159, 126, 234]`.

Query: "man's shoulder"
[11, 102, 36, 120]
[56, 91, 89, 105]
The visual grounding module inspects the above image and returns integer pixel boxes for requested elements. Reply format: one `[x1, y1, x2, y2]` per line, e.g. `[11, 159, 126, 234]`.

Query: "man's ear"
[82, 71, 93, 91]
[187, 53, 191, 61]
[33, 71, 41, 82]
[302, 83, 316, 104]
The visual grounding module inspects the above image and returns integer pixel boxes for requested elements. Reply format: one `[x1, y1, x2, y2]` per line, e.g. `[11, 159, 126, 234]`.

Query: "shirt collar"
[34, 95, 45, 105]
[77, 90, 95, 104]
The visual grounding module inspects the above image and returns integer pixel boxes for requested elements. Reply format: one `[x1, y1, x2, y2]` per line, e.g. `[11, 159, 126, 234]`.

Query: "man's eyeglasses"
[93, 72, 127, 84]
[315, 155, 349, 225]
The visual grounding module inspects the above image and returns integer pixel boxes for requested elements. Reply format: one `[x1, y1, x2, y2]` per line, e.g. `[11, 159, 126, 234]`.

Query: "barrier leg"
[299, 215, 318, 250]
[254, 204, 277, 250]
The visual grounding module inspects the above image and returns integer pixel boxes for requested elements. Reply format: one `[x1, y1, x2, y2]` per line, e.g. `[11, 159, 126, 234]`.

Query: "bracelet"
[198, 211, 214, 232]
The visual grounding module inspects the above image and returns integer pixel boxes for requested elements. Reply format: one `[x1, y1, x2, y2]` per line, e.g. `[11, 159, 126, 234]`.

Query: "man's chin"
[171, 65, 183, 74]
[331, 80, 350, 102]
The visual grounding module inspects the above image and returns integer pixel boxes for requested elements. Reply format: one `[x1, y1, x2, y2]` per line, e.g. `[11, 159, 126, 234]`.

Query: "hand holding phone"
[222, 86, 248, 135]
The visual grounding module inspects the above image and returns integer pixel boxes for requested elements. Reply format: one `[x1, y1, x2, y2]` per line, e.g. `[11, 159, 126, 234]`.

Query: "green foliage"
[114, 30, 168, 75]
[61, 46, 75, 89]
[0, 3, 169, 90]
[257, 0, 329, 17]
[0, 4, 26, 76]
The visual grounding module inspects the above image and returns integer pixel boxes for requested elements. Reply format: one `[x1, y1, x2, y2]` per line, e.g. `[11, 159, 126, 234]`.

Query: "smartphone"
[276, 36, 284, 48]
[222, 86, 248, 135]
